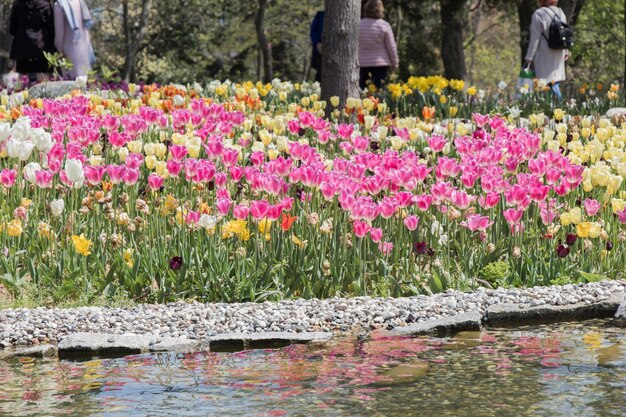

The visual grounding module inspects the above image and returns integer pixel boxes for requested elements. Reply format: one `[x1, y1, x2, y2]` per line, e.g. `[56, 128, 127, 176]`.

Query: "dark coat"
[9, 0, 56, 61]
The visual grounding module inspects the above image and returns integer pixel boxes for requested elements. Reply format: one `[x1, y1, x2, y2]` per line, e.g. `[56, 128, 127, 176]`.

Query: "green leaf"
[577, 270, 608, 283]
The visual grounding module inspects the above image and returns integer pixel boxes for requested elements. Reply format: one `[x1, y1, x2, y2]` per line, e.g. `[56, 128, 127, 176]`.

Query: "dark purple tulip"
[426, 247, 435, 257]
[565, 233, 577, 246]
[169, 256, 183, 271]
[413, 241, 428, 255]
[606, 241, 613, 251]
[556, 244, 569, 258]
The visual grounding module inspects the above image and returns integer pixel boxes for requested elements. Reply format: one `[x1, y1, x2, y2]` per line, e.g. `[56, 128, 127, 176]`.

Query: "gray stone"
[388, 311, 482, 337]
[0, 344, 57, 360]
[149, 337, 204, 352]
[208, 331, 332, 351]
[58, 332, 157, 357]
[28, 81, 80, 99]
[485, 294, 625, 326]
[614, 300, 626, 327]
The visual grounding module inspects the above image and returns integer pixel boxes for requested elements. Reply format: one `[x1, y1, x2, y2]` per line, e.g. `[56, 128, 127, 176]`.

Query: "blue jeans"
[549, 82, 562, 100]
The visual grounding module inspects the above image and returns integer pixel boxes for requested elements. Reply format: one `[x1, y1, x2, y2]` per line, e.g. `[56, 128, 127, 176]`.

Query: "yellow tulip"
[71, 234, 93, 256]
[7, 220, 22, 237]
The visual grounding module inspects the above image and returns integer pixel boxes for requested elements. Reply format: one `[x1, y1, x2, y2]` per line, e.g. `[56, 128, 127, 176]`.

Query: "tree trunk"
[255, 0, 273, 83]
[518, 0, 533, 65]
[122, 0, 152, 83]
[440, 0, 467, 80]
[321, 0, 361, 112]
[559, 0, 586, 24]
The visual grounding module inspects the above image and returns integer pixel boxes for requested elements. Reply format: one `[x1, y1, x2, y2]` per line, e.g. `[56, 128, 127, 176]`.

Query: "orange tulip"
[11, 107, 21, 119]
[281, 213, 297, 231]
[422, 106, 436, 120]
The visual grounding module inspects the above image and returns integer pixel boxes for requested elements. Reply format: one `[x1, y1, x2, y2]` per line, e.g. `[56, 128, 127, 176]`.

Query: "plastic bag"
[515, 65, 535, 97]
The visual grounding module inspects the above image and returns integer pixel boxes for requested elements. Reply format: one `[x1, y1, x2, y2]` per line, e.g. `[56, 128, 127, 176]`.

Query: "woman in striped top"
[359, 0, 398, 91]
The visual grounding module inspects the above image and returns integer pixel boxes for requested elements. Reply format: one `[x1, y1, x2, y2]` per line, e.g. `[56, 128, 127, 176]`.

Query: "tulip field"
[1, 77, 626, 306]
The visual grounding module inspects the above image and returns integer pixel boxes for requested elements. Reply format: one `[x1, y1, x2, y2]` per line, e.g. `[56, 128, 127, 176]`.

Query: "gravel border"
[0, 280, 625, 358]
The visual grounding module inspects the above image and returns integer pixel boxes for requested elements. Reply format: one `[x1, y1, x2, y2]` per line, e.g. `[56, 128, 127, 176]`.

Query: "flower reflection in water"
[0, 319, 624, 417]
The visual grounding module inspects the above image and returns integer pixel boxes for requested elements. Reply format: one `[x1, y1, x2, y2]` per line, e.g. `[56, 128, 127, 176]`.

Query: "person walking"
[358, 0, 398, 91]
[524, 0, 569, 100]
[53, 0, 94, 79]
[310, 10, 324, 83]
[9, 0, 56, 84]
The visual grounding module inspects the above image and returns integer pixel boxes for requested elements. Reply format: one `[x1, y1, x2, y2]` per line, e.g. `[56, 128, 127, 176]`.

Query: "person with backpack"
[524, 0, 572, 100]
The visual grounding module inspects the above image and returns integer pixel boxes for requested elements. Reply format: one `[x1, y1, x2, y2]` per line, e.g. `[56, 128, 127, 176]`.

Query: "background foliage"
[1, 0, 625, 86]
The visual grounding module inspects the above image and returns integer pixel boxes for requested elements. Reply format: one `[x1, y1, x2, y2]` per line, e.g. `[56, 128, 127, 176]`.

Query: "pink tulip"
[287, 119, 300, 134]
[460, 214, 493, 231]
[427, 135, 447, 152]
[13, 206, 27, 221]
[35, 170, 54, 188]
[404, 215, 419, 231]
[529, 184, 549, 202]
[250, 200, 270, 219]
[147, 173, 164, 190]
[233, 205, 250, 220]
[250, 151, 264, 166]
[107, 165, 126, 184]
[503, 208, 524, 225]
[0, 169, 17, 188]
[370, 227, 383, 243]
[166, 160, 182, 177]
[214, 172, 227, 188]
[186, 210, 201, 225]
[451, 190, 476, 210]
[617, 208, 626, 224]
[169, 145, 188, 162]
[414, 194, 433, 211]
[583, 198, 601, 216]
[472, 113, 490, 128]
[203, 141, 224, 159]
[222, 148, 239, 167]
[229, 166, 244, 182]
[125, 153, 144, 169]
[510, 222, 525, 235]
[379, 199, 397, 219]
[478, 192, 500, 209]
[184, 158, 200, 179]
[84, 165, 106, 185]
[123, 168, 140, 186]
[320, 181, 338, 201]
[216, 198, 232, 216]
[352, 220, 370, 238]
[378, 241, 393, 255]
[266, 205, 283, 221]
[337, 123, 354, 138]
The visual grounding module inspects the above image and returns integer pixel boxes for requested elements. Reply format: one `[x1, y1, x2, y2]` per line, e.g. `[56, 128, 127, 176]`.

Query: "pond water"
[1, 319, 625, 417]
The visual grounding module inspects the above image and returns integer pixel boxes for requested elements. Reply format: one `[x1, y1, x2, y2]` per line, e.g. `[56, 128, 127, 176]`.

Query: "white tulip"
[24, 162, 42, 184]
[64, 159, 84, 183]
[31, 128, 53, 153]
[8, 93, 24, 107]
[17, 140, 35, 161]
[50, 199, 65, 217]
[6, 138, 35, 161]
[173, 94, 184, 106]
[0, 122, 10, 142]
[76, 75, 88, 88]
[9, 120, 30, 141]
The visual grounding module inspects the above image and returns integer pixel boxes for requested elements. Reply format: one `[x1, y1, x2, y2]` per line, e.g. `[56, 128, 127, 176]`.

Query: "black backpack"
[542, 7, 574, 49]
